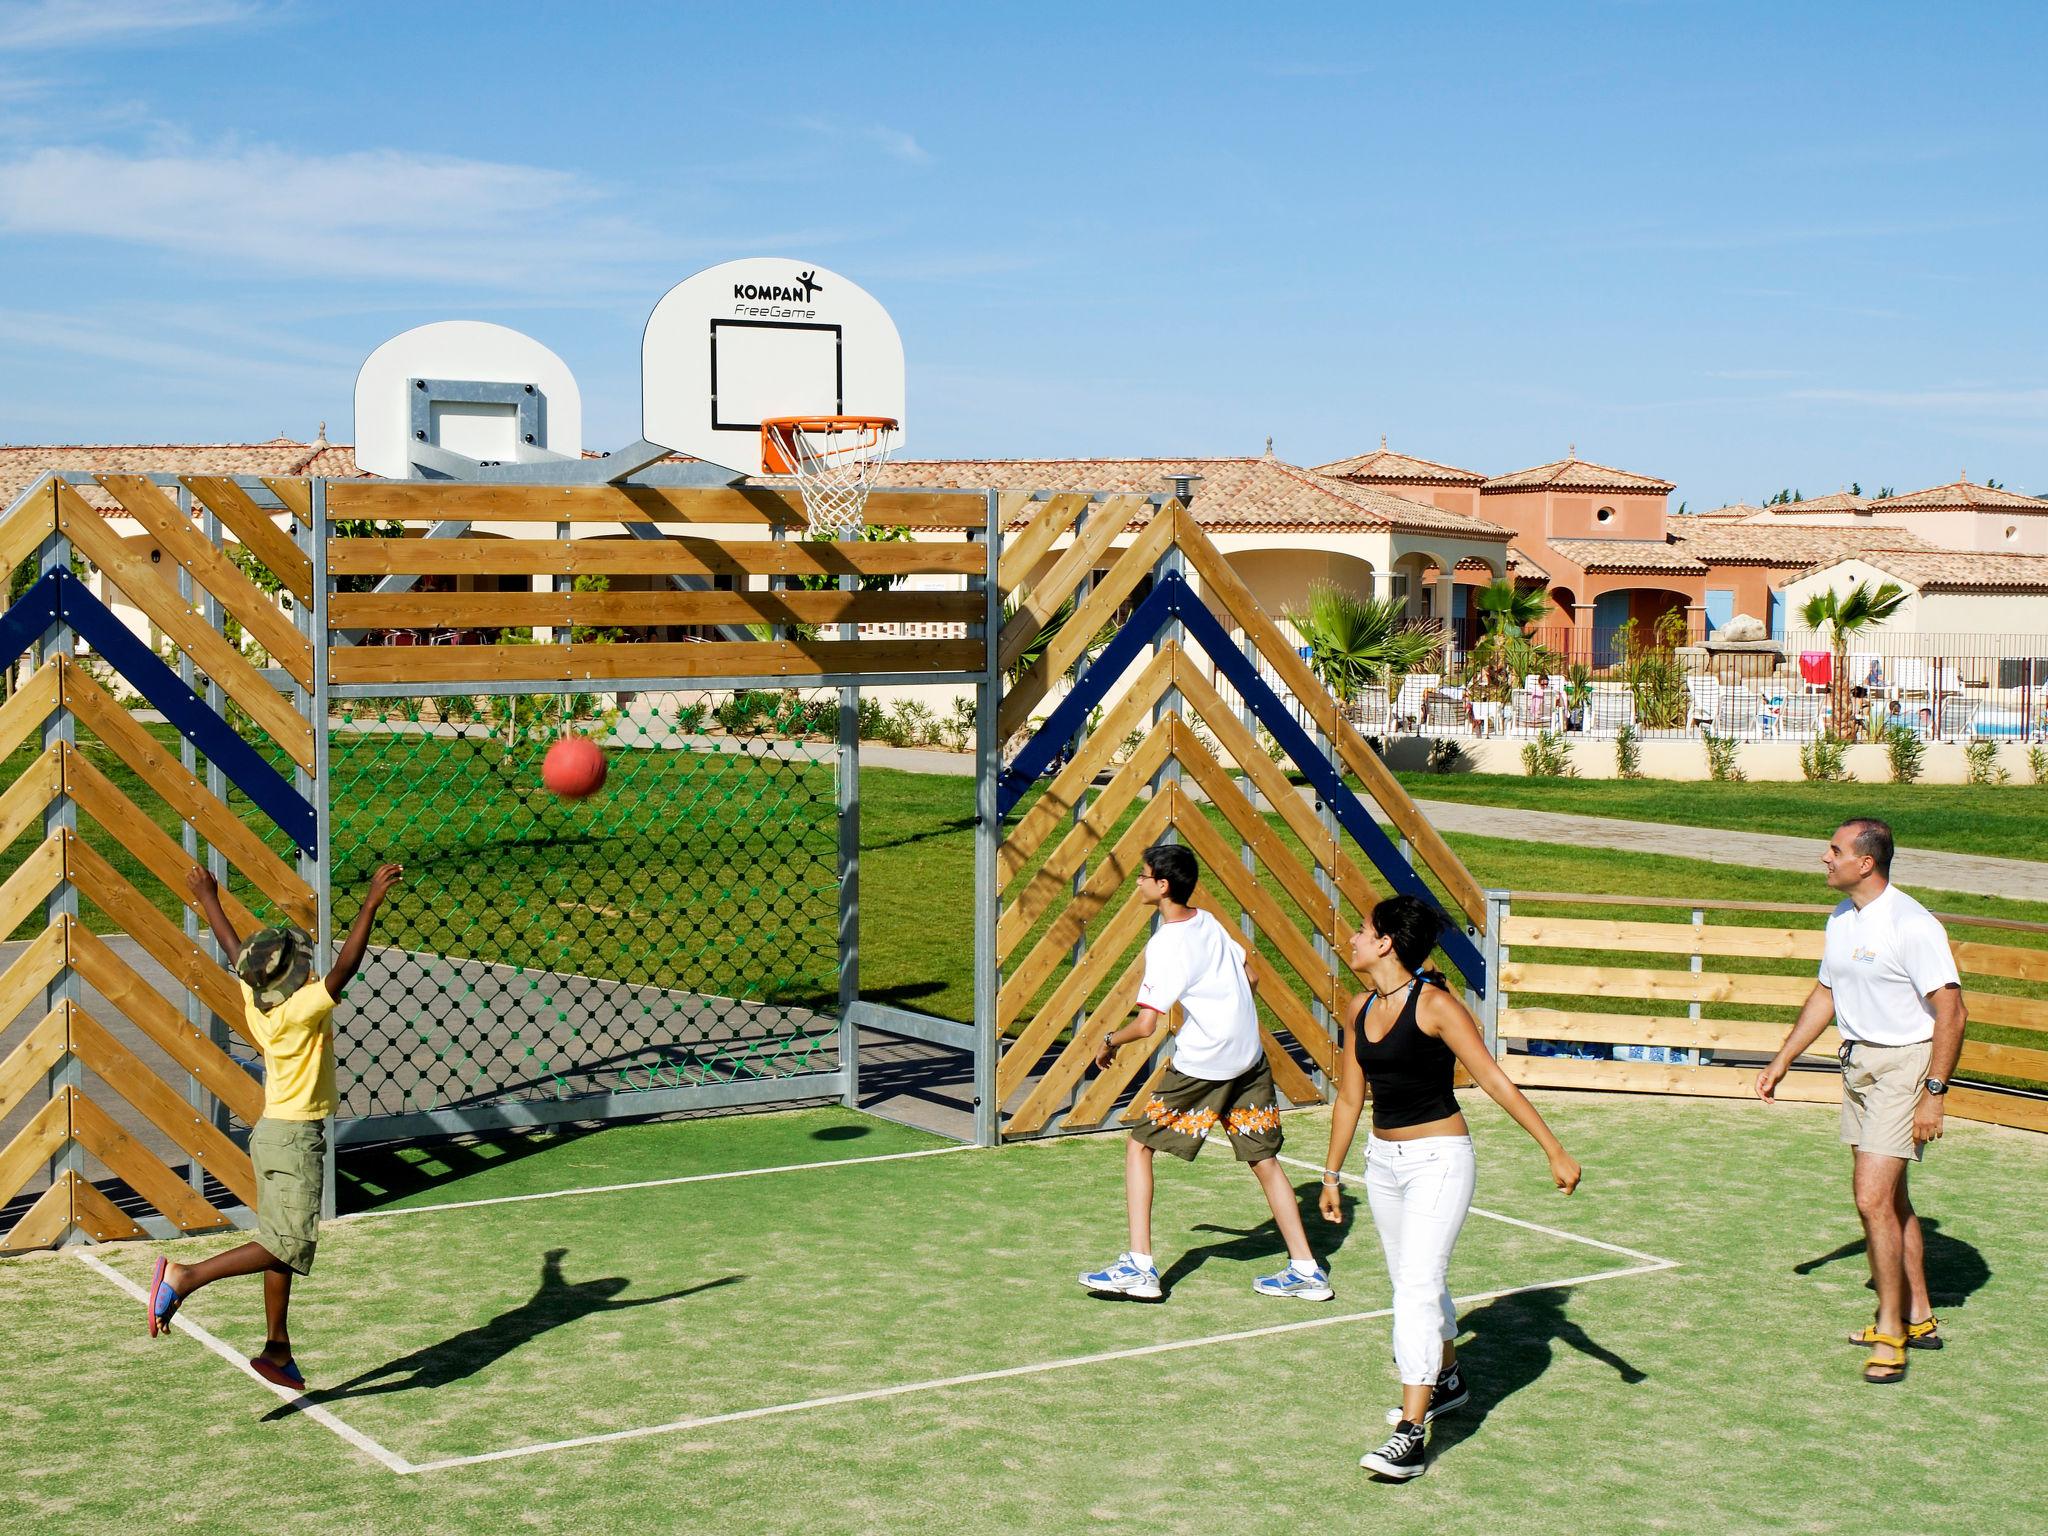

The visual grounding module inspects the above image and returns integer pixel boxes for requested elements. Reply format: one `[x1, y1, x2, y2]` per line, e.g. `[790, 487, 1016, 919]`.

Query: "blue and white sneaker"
[1254, 1262, 1334, 1301]
[1079, 1253, 1162, 1300]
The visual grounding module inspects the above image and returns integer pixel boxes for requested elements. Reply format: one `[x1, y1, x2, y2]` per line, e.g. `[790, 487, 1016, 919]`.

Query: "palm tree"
[1800, 579, 1909, 739]
[1466, 579, 1556, 701]
[1283, 583, 1442, 704]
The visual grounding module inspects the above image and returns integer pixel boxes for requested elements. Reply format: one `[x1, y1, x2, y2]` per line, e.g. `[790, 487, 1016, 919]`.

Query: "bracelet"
[1320, 1169, 1342, 1184]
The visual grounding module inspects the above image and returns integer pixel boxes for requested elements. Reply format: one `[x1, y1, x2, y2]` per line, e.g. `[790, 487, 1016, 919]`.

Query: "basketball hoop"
[761, 415, 898, 540]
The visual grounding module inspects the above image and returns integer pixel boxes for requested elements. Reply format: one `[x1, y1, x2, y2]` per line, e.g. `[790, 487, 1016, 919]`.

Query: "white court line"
[403, 1256, 1675, 1474]
[72, 1250, 419, 1476]
[1275, 1153, 1676, 1268]
[338, 1142, 977, 1221]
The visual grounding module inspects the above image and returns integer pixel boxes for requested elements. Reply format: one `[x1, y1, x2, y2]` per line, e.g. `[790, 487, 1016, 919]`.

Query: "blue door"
[1592, 591, 1631, 664]
[1705, 589, 1734, 636]
[1768, 590, 1786, 639]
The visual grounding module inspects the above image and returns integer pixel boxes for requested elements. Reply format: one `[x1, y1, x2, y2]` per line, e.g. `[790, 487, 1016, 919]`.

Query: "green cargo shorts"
[1130, 1060, 1283, 1163]
[249, 1117, 325, 1275]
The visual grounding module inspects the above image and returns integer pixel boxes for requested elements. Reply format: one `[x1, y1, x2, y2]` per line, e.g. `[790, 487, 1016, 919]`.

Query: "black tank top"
[1352, 974, 1461, 1131]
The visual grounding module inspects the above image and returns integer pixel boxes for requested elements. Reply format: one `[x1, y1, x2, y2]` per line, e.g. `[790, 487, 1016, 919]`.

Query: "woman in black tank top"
[1315, 894, 1583, 1480]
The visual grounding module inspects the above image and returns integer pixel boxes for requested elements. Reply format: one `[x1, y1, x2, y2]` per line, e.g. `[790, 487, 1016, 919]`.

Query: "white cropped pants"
[1364, 1133, 1477, 1386]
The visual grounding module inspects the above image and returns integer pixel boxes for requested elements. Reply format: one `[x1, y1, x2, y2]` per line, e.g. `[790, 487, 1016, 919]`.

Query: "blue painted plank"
[0, 572, 60, 671]
[55, 572, 318, 854]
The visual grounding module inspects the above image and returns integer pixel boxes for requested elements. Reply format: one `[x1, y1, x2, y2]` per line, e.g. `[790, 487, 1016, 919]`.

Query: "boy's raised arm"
[184, 867, 242, 962]
[325, 863, 404, 998]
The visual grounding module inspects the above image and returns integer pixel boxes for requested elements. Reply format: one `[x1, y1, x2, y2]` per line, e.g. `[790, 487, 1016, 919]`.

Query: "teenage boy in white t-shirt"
[1757, 816, 1966, 1384]
[1078, 843, 1331, 1302]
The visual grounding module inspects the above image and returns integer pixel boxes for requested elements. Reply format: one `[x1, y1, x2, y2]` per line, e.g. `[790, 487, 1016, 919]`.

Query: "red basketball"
[542, 735, 608, 799]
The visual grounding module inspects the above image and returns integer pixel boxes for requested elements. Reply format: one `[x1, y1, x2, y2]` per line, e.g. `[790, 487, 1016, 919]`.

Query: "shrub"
[674, 701, 709, 734]
[1521, 729, 1575, 778]
[1884, 721, 1925, 785]
[1614, 722, 1643, 780]
[890, 699, 938, 747]
[2029, 744, 2048, 786]
[439, 693, 479, 724]
[1425, 737, 1465, 774]
[714, 689, 778, 735]
[1800, 733, 1852, 783]
[1613, 612, 1690, 729]
[1965, 737, 2010, 786]
[1703, 731, 1745, 782]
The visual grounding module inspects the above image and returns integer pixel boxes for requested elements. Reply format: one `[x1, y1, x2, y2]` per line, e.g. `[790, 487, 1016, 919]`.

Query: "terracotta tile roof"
[1767, 490, 1869, 515]
[1808, 549, 2048, 594]
[872, 457, 1513, 539]
[1507, 548, 1550, 581]
[1669, 522, 1941, 567]
[1313, 440, 1485, 485]
[1866, 479, 2048, 515]
[1689, 502, 1767, 520]
[0, 437, 364, 514]
[1547, 538, 1708, 574]
[1481, 453, 1676, 495]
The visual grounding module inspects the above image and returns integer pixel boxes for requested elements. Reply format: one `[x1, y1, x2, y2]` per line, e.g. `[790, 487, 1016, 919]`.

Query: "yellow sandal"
[1848, 1316, 1942, 1351]
[1863, 1333, 1908, 1384]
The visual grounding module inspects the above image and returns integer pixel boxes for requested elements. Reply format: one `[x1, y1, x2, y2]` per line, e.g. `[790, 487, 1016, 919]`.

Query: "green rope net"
[327, 688, 840, 1119]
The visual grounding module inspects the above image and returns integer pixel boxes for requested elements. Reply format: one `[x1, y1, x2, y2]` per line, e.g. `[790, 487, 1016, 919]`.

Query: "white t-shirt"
[1136, 908, 1263, 1081]
[1818, 884, 1960, 1046]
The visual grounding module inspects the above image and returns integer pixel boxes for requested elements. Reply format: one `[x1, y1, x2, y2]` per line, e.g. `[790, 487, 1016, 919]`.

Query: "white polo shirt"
[1818, 883, 1960, 1047]
[1136, 908, 1263, 1081]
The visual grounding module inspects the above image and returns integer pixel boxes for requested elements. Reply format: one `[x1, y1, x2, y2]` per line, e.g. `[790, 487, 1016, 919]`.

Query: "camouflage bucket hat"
[236, 925, 315, 1010]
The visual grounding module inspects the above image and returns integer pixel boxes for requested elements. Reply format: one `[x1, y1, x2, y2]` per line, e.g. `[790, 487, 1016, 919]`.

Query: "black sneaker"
[1384, 1363, 1469, 1426]
[1361, 1419, 1428, 1479]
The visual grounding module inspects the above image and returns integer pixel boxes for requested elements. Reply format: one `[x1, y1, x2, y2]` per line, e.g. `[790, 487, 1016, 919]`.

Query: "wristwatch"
[1923, 1077, 1949, 1097]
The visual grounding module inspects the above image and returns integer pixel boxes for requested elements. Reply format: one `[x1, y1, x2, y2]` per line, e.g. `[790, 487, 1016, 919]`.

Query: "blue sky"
[1, 0, 2043, 508]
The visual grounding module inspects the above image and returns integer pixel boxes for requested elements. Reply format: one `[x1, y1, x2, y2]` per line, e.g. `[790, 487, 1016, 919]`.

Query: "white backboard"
[354, 321, 582, 479]
[642, 258, 905, 476]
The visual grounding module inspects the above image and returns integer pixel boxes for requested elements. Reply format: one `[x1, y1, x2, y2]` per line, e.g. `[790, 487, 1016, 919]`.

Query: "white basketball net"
[766, 418, 897, 540]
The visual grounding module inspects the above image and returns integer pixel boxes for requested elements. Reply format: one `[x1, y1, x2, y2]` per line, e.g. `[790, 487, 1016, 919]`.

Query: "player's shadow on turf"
[1127, 1183, 1362, 1300]
[1425, 1287, 1645, 1462]
[1792, 1218, 1990, 1309]
[267, 1250, 742, 1416]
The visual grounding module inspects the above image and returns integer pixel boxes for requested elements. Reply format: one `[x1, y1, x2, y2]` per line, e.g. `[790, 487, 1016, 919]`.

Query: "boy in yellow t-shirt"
[146, 861, 403, 1391]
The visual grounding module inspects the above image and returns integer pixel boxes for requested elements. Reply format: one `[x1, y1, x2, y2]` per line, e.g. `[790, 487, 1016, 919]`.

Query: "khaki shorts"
[1130, 1061, 1283, 1163]
[1839, 1040, 1933, 1162]
[249, 1117, 326, 1275]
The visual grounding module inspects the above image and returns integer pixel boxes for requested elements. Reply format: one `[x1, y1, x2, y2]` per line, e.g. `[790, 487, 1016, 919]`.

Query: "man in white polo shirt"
[1756, 817, 1967, 1384]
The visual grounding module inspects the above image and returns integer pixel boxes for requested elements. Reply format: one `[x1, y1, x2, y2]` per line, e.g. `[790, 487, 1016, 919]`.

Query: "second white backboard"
[642, 258, 904, 476]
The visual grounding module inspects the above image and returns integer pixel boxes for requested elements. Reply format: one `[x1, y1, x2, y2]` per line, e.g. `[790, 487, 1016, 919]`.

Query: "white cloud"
[0, 0, 259, 51]
[1789, 385, 2048, 417]
[792, 115, 931, 165]
[0, 305, 348, 390]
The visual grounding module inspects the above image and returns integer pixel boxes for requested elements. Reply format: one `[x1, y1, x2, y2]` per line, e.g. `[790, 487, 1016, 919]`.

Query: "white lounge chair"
[1393, 673, 1437, 731]
[1714, 686, 1758, 738]
[1685, 675, 1719, 732]
[1346, 684, 1392, 735]
[1585, 687, 1636, 735]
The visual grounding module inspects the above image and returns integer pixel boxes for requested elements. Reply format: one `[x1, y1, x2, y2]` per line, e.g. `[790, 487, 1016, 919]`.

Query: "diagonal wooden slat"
[998, 723, 1172, 960]
[0, 835, 66, 945]
[69, 1078, 228, 1235]
[61, 660, 316, 929]
[998, 503, 1179, 742]
[0, 1008, 67, 1122]
[1002, 950, 1150, 1135]
[1171, 792, 1344, 1023]
[1, 1169, 74, 1252]
[259, 476, 313, 528]
[1166, 504, 1486, 928]
[183, 476, 313, 602]
[998, 790, 1173, 1034]
[97, 476, 313, 688]
[1243, 949, 1336, 1076]
[0, 476, 58, 582]
[996, 888, 1154, 1105]
[1170, 652, 1380, 926]
[0, 921, 66, 1036]
[0, 1089, 68, 1209]
[55, 484, 314, 769]
[1170, 722, 1363, 980]
[1066, 1007, 1179, 1129]
[67, 921, 265, 1126]
[998, 641, 1179, 886]
[62, 834, 252, 1044]
[997, 491, 1086, 595]
[68, 1168, 148, 1244]
[62, 743, 263, 935]
[996, 494, 1147, 677]
[70, 1003, 255, 1211]
[0, 743, 61, 852]
[1111, 1057, 1178, 1127]
[0, 658, 61, 764]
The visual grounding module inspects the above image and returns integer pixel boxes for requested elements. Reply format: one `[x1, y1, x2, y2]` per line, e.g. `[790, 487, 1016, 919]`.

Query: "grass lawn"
[1388, 771, 2048, 861]
[5, 1094, 2043, 1535]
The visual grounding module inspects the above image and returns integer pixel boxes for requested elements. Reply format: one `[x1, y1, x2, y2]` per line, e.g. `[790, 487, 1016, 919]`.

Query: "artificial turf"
[5, 1092, 2044, 1535]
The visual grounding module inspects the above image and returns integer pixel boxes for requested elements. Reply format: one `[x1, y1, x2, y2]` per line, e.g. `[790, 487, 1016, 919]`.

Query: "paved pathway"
[876, 745, 2047, 902]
